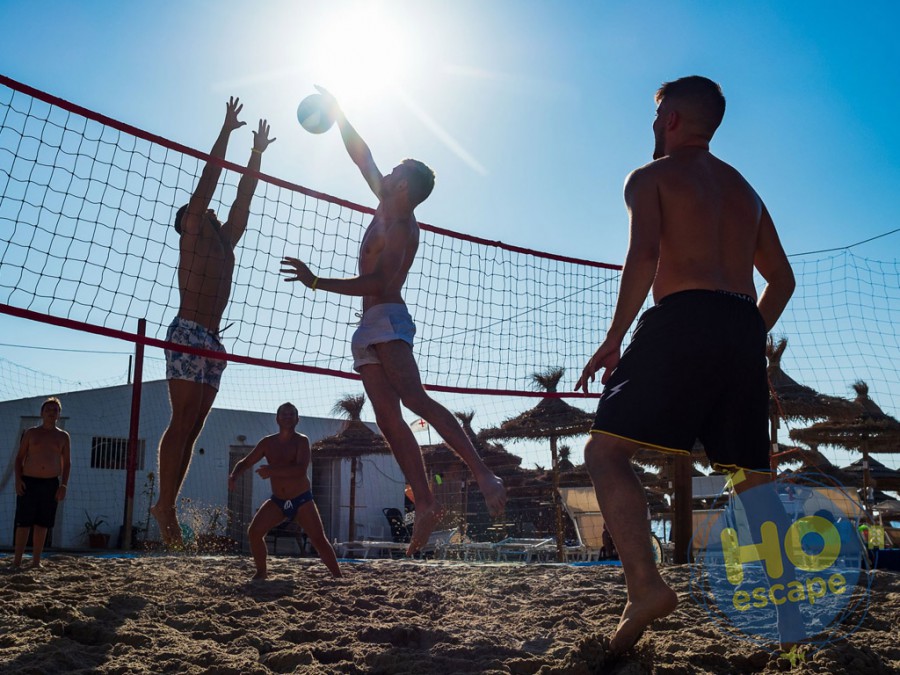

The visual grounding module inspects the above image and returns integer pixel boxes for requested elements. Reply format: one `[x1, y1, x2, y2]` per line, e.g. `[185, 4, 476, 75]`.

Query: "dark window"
[90, 437, 145, 470]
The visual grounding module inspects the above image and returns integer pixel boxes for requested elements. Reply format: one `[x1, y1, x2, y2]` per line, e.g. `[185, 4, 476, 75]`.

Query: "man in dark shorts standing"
[280, 87, 506, 555]
[575, 76, 795, 652]
[152, 97, 275, 546]
[13, 397, 71, 568]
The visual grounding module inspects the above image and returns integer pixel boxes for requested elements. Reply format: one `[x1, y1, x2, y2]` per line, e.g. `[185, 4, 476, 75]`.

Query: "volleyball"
[296, 94, 335, 134]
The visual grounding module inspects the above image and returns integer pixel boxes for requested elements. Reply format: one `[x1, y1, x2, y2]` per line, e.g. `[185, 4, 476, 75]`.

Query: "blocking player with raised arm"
[280, 87, 506, 555]
[152, 97, 275, 546]
[575, 76, 796, 653]
[229, 402, 341, 580]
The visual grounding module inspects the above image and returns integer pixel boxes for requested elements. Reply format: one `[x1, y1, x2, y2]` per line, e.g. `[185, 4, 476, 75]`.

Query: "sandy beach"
[1, 555, 898, 674]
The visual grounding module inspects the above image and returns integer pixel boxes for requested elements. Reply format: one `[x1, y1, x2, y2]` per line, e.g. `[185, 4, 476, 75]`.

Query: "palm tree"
[558, 444, 575, 472]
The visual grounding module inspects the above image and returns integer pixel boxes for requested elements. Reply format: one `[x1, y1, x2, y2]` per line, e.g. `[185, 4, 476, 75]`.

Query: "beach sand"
[1, 555, 898, 674]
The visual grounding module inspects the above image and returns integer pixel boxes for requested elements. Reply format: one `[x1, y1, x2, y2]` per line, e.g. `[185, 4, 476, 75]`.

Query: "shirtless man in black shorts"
[152, 97, 275, 546]
[575, 76, 795, 652]
[13, 397, 71, 568]
[280, 87, 506, 555]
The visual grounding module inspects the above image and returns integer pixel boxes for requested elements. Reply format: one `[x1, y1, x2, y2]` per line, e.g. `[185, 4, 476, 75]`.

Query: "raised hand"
[253, 118, 276, 153]
[223, 96, 246, 132]
[314, 84, 342, 119]
[280, 257, 316, 288]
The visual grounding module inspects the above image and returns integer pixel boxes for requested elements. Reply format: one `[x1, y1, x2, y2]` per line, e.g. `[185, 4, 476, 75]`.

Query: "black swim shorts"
[14, 475, 60, 529]
[591, 289, 770, 474]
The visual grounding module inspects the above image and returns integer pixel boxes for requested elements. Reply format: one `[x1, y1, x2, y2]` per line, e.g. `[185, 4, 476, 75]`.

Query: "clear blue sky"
[1, 1, 898, 418]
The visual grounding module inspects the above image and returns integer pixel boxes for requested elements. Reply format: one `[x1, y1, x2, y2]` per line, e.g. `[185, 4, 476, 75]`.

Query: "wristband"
[251, 148, 262, 154]
[312, 276, 319, 291]
[60, 484, 67, 488]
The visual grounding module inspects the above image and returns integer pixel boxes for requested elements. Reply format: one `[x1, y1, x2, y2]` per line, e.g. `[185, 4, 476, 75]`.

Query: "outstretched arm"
[753, 202, 795, 331]
[576, 168, 660, 393]
[181, 97, 246, 236]
[280, 220, 413, 296]
[222, 118, 276, 249]
[316, 85, 383, 199]
[228, 441, 267, 491]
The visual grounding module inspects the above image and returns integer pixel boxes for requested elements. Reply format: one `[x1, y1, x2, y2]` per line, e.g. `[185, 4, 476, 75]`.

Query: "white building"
[0, 380, 406, 550]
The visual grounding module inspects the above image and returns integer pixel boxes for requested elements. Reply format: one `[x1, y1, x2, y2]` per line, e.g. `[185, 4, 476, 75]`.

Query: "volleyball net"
[0, 74, 619, 394]
[0, 73, 897, 555]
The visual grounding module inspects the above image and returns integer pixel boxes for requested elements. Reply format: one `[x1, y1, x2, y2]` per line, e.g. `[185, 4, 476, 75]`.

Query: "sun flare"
[309, 5, 412, 104]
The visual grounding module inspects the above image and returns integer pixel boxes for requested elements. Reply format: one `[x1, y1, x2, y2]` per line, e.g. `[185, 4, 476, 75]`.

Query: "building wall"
[0, 380, 405, 549]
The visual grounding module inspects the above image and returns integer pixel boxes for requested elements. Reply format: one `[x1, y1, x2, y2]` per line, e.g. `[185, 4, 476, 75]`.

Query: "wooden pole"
[348, 456, 358, 541]
[550, 436, 566, 562]
[769, 407, 779, 473]
[671, 454, 693, 564]
[862, 443, 873, 521]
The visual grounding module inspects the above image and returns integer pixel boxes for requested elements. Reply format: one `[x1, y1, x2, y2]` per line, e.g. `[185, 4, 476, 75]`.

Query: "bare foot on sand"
[476, 473, 507, 517]
[30, 560, 43, 569]
[150, 504, 183, 547]
[609, 582, 678, 654]
[251, 571, 267, 581]
[407, 502, 444, 556]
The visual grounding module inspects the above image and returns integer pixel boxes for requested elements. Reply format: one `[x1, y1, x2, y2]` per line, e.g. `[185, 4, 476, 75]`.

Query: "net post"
[122, 318, 146, 550]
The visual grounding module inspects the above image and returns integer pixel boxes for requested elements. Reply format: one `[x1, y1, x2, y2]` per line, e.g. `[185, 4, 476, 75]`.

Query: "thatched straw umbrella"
[774, 443, 861, 489]
[311, 394, 391, 542]
[423, 411, 522, 537]
[480, 367, 594, 561]
[790, 381, 900, 516]
[873, 499, 900, 521]
[840, 456, 900, 492]
[767, 336, 861, 470]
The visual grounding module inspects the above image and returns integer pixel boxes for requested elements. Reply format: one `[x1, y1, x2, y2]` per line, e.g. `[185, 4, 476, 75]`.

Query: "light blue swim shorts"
[351, 303, 416, 371]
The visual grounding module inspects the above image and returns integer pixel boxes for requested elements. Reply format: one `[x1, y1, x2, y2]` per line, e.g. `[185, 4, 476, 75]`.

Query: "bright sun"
[309, 4, 411, 103]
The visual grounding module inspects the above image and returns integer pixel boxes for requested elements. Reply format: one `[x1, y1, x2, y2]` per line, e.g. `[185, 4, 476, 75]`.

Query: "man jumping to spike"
[152, 97, 275, 546]
[575, 76, 795, 653]
[280, 87, 506, 555]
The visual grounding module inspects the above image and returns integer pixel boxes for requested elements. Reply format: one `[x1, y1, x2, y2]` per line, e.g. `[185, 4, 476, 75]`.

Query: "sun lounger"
[338, 529, 456, 559]
[558, 486, 607, 561]
[491, 537, 556, 562]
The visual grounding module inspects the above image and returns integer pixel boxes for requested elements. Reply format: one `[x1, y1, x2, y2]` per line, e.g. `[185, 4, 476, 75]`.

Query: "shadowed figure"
[229, 402, 341, 580]
[575, 75, 796, 653]
[13, 397, 71, 568]
[152, 97, 275, 546]
[280, 86, 506, 555]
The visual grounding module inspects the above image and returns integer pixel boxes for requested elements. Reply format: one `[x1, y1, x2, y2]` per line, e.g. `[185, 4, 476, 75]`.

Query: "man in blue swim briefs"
[280, 86, 507, 556]
[229, 403, 341, 580]
[152, 97, 275, 546]
[575, 76, 796, 653]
